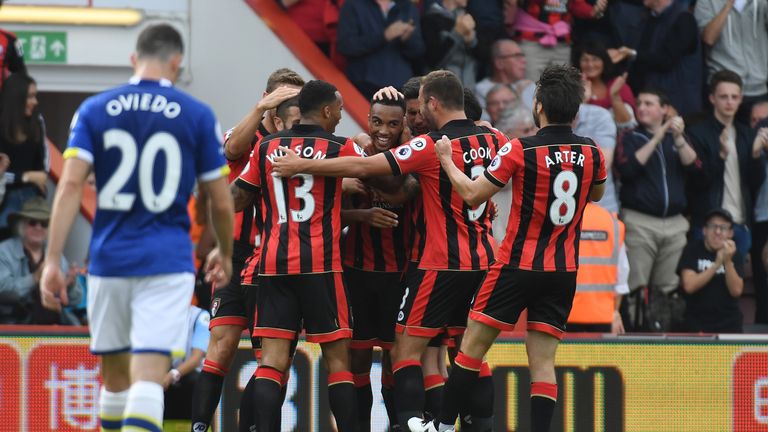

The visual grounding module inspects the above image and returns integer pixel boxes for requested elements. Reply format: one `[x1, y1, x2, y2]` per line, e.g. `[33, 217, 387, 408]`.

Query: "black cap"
[705, 208, 734, 225]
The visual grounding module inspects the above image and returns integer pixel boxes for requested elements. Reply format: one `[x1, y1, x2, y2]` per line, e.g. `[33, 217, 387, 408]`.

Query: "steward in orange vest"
[568, 202, 628, 333]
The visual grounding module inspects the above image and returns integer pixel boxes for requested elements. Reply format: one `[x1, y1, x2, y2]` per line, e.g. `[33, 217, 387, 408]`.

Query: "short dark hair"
[638, 88, 670, 107]
[298, 80, 338, 115]
[534, 65, 583, 124]
[463, 87, 483, 121]
[421, 70, 464, 111]
[265, 68, 305, 93]
[276, 96, 300, 121]
[401, 76, 422, 101]
[576, 40, 615, 81]
[709, 69, 743, 94]
[370, 94, 406, 113]
[136, 24, 183, 60]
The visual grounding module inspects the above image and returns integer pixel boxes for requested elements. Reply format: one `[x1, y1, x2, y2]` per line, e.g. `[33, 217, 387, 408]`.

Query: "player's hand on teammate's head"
[372, 86, 404, 101]
[272, 146, 301, 177]
[257, 86, 301, 111]
[364, 207, 398, 228]
[204, 247, 233, 287]
[434, 135, 453, 163]
[40, 262, 68, 312]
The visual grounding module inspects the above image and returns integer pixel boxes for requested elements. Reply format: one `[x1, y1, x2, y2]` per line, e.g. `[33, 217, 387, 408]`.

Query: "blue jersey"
[65, 78, 228, 277]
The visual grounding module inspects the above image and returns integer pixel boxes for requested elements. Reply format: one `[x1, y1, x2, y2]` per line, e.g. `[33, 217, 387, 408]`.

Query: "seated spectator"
[686, 70, 767, 257]
[573, 103, 620, 212]
[611, 0, 702, 117]
[678, 208, 744, 333]
[421, 0, 479, 87]
[475, 39, 535, 115]
[163, 305, 210, 425]
[695, 0, 768, 124]
[0, 73, 48, 240]
[568, 202, 628, 333]
[0, 197, 81, 324]
[337, 0, 425, 99]
[485, 83, 519, 126]
[578, 41, 636, 128]
[615, 88, 698, 331]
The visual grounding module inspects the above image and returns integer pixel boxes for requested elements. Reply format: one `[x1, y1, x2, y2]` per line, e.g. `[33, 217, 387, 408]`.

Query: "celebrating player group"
[40, 23, 605, 432]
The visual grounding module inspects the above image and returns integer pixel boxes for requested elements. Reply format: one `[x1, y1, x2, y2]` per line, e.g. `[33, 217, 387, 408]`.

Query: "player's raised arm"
[434, 135, 500, 206]
[272, 146, 395, 179]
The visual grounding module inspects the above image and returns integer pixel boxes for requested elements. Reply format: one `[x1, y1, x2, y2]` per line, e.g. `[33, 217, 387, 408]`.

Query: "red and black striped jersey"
[515, 0, 573, 44]
[226, 123, 270, 249]
[342, 190, 410, 272]
[384, 120, 506, 271]
[484, 125, 606, 272]
[407, 193, 425, 263]
[237, 124, 364, 275]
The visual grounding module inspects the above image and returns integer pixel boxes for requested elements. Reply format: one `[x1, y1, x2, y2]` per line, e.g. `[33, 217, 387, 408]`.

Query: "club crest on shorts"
[395, 145, 413, 161]
[211, 298, 220, 317]
[409, 137, 428, 151]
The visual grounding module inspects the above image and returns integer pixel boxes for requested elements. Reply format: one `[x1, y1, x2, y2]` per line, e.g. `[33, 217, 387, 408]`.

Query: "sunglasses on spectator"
[26, 219, 49, 228]
[705, 223, 732, 232]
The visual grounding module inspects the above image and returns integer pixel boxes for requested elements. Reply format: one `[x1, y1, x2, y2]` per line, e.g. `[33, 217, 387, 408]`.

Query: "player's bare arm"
[590, 182, 606, 202]
[200, 176, 234, 286]
[341, 208, 399, 228]
[434, 135, 500, 206]
[225, 86, 300, 160]
[41, 157, 90, 311]
[272, 146, 394, 178]
[231, 181, 258, 213]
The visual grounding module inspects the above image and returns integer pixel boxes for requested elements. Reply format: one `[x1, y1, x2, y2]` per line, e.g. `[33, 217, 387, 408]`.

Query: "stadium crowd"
[0, 0, 766, 430]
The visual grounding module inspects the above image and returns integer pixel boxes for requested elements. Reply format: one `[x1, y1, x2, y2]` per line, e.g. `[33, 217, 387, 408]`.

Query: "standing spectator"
[686, 70, 767, 257]
[466, 0, 507, 79]
[421, 0, 479, 87]
[0, 0, 27, 89]
[615, 89, 699, 330]
[337, 0, 425, 99]
[0, 197, 80, 324]
[578, 41, 636, 128]
[567, 202, 628, 333]
[573, 103, 620, 212]
[695, 0, 768, 124]
[0, 73, 48, 241]
[612, 0, 703, 117]
[570, 0, 612, 55]
[279, 0, 333, 55]
[751, 102, 768, 323]
[485, 84, 519, 125]
[678, 208, 744, 333]
[475, 39, 535, 113]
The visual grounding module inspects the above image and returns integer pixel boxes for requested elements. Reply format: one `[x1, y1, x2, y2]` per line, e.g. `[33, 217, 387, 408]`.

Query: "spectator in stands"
[615, 88, 698, 330]
[612, 0, 703, 117]
[567, 202, 628, 333]
[0, 1, 26, 90]
[678, 208, 744, 333]
[0, 197, 81, 324]
[570, 0, 612, 59]
[695, 0, 768, 125]
[279, 0, 333, 55]
[163, 305, 210, 424]
[475, 39, 535, 114]
[573, 102, 620, 212]
[465, 0, 507, 79]
[686, 70, 767, 257]
[421, 0, 479, 87]
[503, 0, 596, 80]
[578, 41, 636, 128]
[485, 84, 519, 126]
[402, 76, 429, 136]
[0, 153, 8, 206]
[751, 102, 768, 323]
[0, 73, 48, 241]
[337, 0, 425, 99]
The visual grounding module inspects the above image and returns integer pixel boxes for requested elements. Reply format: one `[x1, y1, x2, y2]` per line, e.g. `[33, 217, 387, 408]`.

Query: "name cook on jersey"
[105, 92, 182, 119]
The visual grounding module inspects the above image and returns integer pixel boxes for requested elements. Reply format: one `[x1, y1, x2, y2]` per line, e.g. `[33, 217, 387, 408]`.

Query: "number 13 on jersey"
[273, 173, 316, 223]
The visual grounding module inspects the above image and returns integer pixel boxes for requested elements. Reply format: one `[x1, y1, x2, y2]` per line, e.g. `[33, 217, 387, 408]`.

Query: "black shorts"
[396, 268, 486, 338]
[209, 241, 254, 329]
[254, 272, 352, 343]
[345, 267, 403, 350]
[470, 263, 577, 340]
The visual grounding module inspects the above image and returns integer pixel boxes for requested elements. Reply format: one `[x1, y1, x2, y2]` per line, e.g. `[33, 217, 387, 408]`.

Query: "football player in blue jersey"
[41, 24, 234, 432]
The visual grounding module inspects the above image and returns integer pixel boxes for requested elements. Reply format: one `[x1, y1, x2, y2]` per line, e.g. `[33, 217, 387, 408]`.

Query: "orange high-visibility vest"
[568, 203, 625, 324]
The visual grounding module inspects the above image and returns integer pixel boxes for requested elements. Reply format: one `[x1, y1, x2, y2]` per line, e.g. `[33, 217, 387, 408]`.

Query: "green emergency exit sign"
[15, 31, 67, 64]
